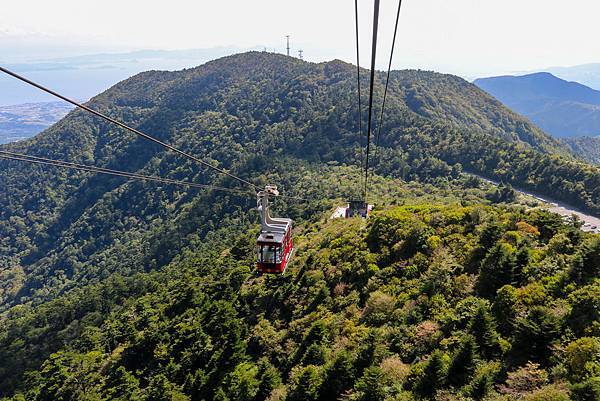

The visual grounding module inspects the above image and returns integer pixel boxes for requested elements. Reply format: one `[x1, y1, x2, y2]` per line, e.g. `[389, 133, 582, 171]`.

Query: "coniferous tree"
[318, 351, 356, 401]
[468, 305, 501, 359]
[416, 351, 447, 398]
[287, 365, 323, 401]
[355, 366, 389, 401]
[468, 371, 496, 401]
[571, 237, 600, 284]
[512, 307, 561, 366]
[477, 243, 517, 298]
[447, 335, 478, 387]
[513, 245, 530, 286]
[355, 331, 386, 377]
[255, 359, 282, 401]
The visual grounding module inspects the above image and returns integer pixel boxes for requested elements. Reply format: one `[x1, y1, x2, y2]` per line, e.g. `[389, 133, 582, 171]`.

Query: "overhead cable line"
[363, 0, 381, 202]
[374, 0, 403, 165]
[0, 66, 259, 191]
[0, 150, 309, 202]
[354, 0, 365, 197]
[0, 150, 255, 196]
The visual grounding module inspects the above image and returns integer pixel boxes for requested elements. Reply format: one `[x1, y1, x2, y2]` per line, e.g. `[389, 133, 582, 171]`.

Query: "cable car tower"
[256, 185, 294, 274]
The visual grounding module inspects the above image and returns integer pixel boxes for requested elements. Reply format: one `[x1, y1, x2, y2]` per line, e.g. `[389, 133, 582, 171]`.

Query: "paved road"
[547, 205, 600, 233]
[473, 174, 600, 234]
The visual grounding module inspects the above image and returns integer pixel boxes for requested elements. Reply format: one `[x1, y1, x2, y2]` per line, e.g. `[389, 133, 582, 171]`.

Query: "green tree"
[255, 359, 282, 401]
[468, 305, 500, 359]
[355, 331, 387, 376]
[302, 343, 327, 366]
[571, 377, 600, 401]
[493, 285, 519, 335]
[287, 366, 323, 401]
[355, 366, 389, 401]
[568, 282, 600, 336]
[144, 374, 189, 401]
[416, 351, 447, 398]
[447, 336, 478, 388]
[564, 337, 600, 382]
[105, 366, 142, 401]
[512, 307, 561, 366]
[222, 362, 260, 401]
[571, 237, 600, 283]
[477, 243, 517, 298]
[318, 351, 356, 401]
[35, 351, 104, 401]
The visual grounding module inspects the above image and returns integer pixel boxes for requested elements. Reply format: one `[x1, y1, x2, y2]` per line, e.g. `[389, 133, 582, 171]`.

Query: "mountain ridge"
[546, 62, 600, 90]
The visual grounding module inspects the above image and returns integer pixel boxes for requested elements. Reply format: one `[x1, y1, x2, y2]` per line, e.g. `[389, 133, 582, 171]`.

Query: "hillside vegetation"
[0, 205, 599, 400]
[564, 136, 600, 165]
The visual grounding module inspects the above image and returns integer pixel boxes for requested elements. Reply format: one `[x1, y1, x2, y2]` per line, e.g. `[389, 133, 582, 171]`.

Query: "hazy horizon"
[3, 0, 600, 75]
[4, 45, 600, 107]
[4, 0, 600, 105]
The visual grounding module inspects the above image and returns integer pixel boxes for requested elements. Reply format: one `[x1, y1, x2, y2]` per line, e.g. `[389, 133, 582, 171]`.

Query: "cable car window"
[261, 245, 278, 264]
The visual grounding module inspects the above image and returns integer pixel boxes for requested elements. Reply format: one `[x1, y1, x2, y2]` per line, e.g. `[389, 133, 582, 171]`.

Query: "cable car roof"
[257, 230, 286, 244]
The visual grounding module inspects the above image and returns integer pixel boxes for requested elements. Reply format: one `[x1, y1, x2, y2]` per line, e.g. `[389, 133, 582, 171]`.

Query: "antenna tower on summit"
[286, 35, 290, 56]
[298, 50, 303, 60]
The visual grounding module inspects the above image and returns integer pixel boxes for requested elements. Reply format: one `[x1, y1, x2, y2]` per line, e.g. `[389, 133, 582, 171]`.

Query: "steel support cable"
[0, 150, 255, 196]
[354, 0, 365, 197]
[373, 0, 403, 166]
[0, 150, 309, 202]
[363, 0, 381, 203]
[0, 66, 259, 191]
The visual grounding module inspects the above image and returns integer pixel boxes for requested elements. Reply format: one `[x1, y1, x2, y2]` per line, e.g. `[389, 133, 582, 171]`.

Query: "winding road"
[474, 174, 600, 234]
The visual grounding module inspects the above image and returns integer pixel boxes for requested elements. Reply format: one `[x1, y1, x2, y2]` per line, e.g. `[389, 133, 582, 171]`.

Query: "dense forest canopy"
[0, 52, 598, 400]
[1, 205, 599, 400]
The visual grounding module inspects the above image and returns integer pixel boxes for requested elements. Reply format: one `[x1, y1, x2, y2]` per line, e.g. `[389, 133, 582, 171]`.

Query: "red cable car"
[256, 185, 294, 274]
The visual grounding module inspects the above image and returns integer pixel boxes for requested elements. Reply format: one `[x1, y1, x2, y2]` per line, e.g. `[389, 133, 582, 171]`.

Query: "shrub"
[521, 384, 571, 401]
[499, 362, 548, 396]
[564, 337, 600, 382]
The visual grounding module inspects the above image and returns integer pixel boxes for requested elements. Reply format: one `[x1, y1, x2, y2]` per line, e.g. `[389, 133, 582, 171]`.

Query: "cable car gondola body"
[256, 185, 293, 274]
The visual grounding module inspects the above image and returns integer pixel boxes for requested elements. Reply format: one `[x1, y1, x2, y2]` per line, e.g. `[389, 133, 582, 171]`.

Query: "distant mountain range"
[0, 102, 73, 144]
[546, 63, 600, 90]
[474, 72, 600, 138]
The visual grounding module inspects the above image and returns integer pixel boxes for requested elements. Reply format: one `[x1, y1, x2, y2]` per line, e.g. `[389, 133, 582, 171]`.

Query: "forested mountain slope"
[1, 205, 599, 400]
[564, 136, 600, 165]
[0, 52, 598, 312]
